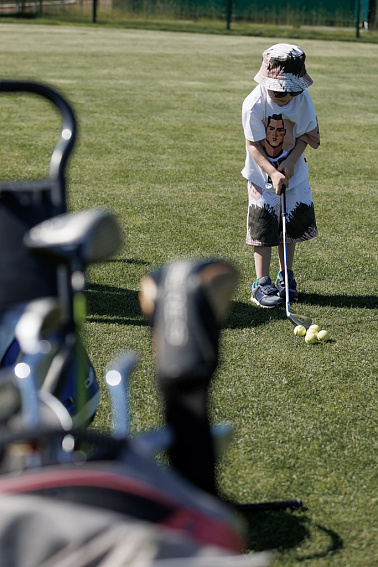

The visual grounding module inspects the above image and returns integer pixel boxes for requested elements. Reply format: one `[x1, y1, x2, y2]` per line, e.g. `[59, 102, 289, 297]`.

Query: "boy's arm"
[298, 121, 320, 149]
[246, 139, 288, 195]
[277, 138, 308, 180]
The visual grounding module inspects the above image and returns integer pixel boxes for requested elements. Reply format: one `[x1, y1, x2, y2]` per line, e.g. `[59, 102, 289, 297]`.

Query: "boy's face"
[267, 90, 293, 106]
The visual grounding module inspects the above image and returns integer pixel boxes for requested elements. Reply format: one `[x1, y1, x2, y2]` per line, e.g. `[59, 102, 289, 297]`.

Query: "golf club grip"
[280, 185, 286, 214]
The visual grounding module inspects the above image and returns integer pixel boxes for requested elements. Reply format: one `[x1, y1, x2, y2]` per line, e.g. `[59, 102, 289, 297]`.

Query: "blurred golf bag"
[0, 80, 100, 426]
[0, 249, 271, 565]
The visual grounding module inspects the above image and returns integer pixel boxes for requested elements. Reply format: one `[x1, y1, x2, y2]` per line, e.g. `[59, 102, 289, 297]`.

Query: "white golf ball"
[294, 325, 306, 337]
[317, 329, 330, 342]
[308, 324, 320, 336]
[305, 332, 317, 345]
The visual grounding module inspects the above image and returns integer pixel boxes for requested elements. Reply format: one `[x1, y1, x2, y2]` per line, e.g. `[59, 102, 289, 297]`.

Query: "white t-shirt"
[242, 85, 319, 189]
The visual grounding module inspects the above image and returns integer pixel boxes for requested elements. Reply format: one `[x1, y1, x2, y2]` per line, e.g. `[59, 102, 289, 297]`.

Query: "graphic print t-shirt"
[242, 85, 319, 189]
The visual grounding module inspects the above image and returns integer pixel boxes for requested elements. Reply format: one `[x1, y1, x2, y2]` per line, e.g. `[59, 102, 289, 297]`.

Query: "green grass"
[1, 23, 377, 566]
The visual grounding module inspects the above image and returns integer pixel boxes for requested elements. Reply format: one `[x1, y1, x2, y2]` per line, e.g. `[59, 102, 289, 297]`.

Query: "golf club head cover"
[139, 259, 238, 494]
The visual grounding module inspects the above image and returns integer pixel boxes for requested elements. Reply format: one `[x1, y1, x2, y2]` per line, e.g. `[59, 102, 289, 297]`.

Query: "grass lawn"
[1, 23, 377, 566]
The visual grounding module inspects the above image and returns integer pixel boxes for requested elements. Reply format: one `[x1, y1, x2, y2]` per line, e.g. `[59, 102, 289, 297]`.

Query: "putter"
[281, 189, 312, 329]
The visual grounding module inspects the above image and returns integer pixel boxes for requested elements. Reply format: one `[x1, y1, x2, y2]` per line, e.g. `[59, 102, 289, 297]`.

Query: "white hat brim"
[254, 71, 313, 92]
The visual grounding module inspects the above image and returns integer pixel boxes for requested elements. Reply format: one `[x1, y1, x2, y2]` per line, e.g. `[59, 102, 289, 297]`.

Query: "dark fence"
[0, 0, 375, 29]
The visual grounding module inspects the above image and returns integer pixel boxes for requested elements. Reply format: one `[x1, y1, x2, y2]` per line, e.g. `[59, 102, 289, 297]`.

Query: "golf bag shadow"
[0, 81, 100, 426]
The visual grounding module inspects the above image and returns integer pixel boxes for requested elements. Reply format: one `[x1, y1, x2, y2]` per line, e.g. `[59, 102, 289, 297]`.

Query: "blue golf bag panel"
[0, 332, 99, 423]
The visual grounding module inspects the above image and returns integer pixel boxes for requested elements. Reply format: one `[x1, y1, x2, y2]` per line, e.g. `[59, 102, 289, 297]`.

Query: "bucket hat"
[254, 43, 313, 92]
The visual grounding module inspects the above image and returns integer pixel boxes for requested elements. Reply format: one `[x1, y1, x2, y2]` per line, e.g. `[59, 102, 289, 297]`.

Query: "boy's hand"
[271, 170, 288, 195]
[278, 157, 295, 180]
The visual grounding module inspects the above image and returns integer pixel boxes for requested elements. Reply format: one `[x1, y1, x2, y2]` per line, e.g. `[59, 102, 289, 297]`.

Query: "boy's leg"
[254, 246, 272, 279]
[251, 245, 283, 308]
[246, 181, 282, 308]
[278, 243, 295, 272]
[277, 242, 298, 301]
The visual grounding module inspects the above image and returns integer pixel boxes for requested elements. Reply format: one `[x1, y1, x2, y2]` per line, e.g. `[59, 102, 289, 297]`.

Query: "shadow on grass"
[85, 257, 151, 325]
[106, 258, 150, 266]
[85, 282, 279, 329]
[227, 290, 378, 330]
[86, 283, 147, 326]
[85, 270, 376, 330]
[227, 300, 285, 329]
[300, 292, 377, 309]
[240, 509, 343, 560]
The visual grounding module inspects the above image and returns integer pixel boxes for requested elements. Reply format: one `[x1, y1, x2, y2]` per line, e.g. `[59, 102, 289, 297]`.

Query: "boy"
[242, 43, 320, 308]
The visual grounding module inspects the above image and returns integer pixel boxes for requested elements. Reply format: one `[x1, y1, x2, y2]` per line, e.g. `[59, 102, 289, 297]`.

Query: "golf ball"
[294, 325, 306, 337]
[305, 332, 317, 345]
[317, 329, 330, 342]
[308, 324, 320, 335]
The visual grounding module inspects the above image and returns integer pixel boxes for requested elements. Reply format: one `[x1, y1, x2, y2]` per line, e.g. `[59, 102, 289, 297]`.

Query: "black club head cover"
[139, 259, 238, 494]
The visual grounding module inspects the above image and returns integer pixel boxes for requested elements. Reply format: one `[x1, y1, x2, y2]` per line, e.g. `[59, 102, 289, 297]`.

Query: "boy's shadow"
[299, 292, 377, 309]
[227, 291, 377, 330]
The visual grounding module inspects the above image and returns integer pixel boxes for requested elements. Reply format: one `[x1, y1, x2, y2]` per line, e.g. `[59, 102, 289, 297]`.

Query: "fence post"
[93, 0, 97, 23]
[355, 0, 361, 37]
[226, 0, 232, 30]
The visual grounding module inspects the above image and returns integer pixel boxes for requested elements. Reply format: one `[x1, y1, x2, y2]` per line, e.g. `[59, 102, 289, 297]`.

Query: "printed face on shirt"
[265, 114, 286, 158]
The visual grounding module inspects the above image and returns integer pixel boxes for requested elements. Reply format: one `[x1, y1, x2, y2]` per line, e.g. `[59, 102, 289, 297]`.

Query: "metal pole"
[93, 0, 97, 23]
[226, 0, 232, 30]
[356, 0, 361, 37]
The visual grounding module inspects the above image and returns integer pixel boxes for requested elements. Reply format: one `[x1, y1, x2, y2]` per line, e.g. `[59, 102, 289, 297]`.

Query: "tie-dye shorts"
[246, 178, 318, 246]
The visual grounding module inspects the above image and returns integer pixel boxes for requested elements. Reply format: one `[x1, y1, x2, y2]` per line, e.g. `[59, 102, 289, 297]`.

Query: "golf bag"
[0, 257, 272, 567]
[0, 80, 100, 425]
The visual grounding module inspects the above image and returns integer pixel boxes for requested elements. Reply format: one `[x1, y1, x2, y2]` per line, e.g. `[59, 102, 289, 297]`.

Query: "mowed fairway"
[1, 23, 377, 566]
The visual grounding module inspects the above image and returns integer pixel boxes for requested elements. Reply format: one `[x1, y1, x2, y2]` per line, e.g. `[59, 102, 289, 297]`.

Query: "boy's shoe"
[251, 276, 283, 308]
[276, 270, 299, 302]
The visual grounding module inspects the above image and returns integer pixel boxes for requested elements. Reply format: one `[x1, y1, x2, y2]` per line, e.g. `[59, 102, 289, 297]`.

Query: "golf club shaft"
[280, 189, 312, 329]
[281, 188, 290, 318]
[105, 353, 137, 439]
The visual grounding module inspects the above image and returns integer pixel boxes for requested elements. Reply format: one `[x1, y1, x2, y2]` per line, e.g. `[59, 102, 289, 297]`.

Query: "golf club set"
[0, 81, 300, 566]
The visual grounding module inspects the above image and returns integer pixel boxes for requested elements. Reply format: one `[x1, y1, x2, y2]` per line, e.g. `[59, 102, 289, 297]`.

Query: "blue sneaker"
[276, 270, 299, 302]
[251, 276, 283, 308]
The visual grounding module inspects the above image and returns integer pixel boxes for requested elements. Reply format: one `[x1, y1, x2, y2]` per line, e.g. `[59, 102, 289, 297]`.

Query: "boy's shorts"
[246, 178, 318, 246]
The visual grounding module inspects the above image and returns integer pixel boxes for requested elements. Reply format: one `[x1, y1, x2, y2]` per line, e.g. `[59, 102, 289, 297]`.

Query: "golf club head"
[139, 259, 239, 383]
[15, 298, 63, 355]
[24, 209, 122, 268]
[288, 312, 312, 329]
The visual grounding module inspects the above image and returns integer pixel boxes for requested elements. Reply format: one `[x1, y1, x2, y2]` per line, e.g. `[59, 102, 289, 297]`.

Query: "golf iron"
[281, 189, 312, 329]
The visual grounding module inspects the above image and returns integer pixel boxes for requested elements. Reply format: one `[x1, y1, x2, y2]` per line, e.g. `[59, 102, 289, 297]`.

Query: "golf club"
[281, 188, 312, 329]
[105, 352, 137, 440]
[24, 209, 122, 426]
